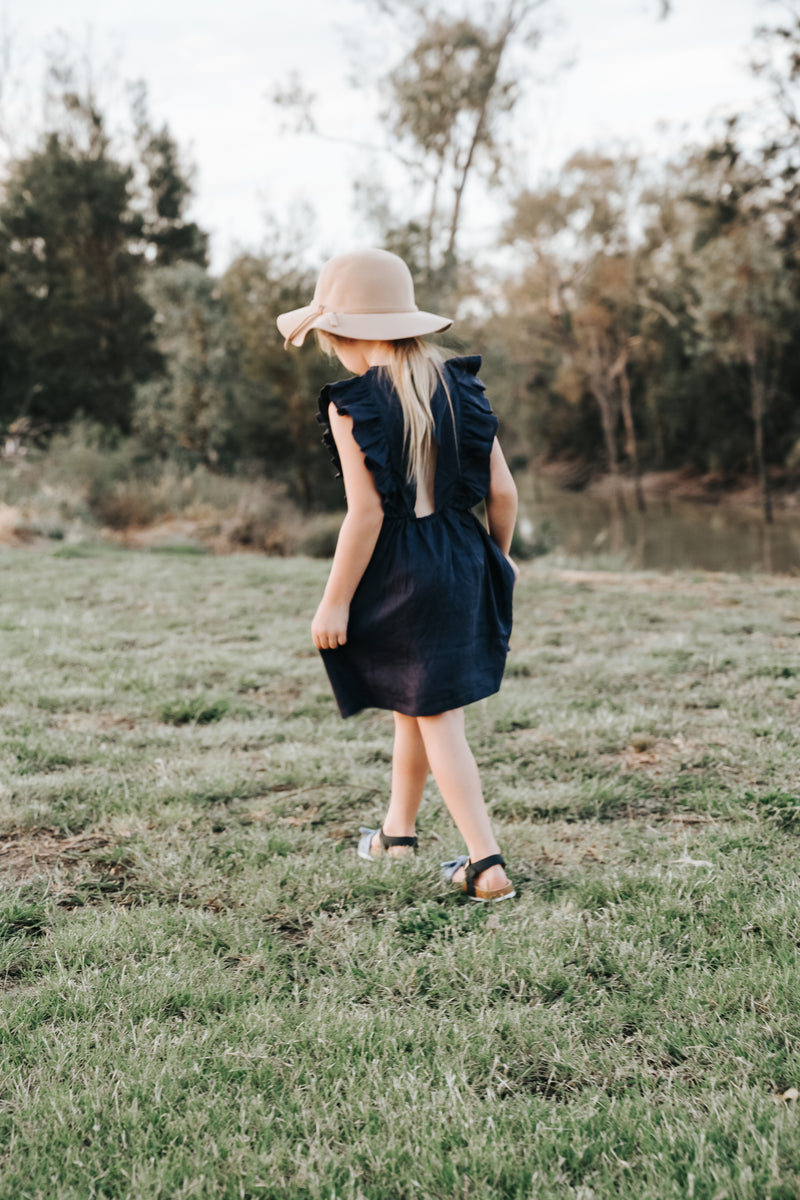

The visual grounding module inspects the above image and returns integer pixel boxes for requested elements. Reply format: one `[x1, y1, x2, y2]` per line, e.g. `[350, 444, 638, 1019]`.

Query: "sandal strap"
[379, 828, 418, 849]
[465, 853, 505, 896]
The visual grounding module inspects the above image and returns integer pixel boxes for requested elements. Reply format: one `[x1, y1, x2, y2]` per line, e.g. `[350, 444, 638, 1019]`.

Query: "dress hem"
[330, 668, 509, 720]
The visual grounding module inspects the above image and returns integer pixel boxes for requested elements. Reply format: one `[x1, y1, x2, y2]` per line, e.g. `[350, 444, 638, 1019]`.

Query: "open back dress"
[316, 355, 515, 718]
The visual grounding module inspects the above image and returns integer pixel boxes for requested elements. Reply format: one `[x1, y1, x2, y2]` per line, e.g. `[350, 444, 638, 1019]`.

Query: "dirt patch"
[54, 712, 138, 732]
[0, 827, 238, 912]
[534, 460, 800, 514]
[0, 827, 121, 885]
[101, 518, 215, 551]
[603, 735, 707, 777]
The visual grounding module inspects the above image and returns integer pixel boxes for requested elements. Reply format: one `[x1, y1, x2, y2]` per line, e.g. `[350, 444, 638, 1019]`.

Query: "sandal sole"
[465, 887, 516, 902]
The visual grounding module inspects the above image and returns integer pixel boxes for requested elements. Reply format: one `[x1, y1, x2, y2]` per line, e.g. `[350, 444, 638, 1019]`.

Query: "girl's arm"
[486, 437, 519, 579]
[311, 404, 384, 650]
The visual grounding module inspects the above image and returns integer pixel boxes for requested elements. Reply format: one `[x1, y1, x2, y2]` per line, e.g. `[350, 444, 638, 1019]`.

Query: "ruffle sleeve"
[446, 356, 499, 505]
[316, 373, 394, 505]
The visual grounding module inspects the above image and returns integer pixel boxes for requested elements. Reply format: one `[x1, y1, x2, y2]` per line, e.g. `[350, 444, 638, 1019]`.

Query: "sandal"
[441, 852, 516, 902]
[358, 826, 418, 862]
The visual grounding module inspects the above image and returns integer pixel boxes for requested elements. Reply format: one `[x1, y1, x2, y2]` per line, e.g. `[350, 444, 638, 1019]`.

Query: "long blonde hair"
[316, 332, 450, 486]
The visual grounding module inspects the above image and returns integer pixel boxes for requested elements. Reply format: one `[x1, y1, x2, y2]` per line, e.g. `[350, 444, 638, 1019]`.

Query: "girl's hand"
[505, 554, 520, 585]
[311, 600, 350, 650]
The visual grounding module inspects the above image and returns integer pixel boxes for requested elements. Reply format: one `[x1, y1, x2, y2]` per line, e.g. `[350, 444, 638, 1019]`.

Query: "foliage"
[134, 263, 243, 467]
[220, 243, 347, 509]
[0, 421, 306, 547]
[688, 139, 797, 520]
[0, 93, 160, 434]
[131, 83, 210, 269]
[500, 140, 800, 501]
[382, 1, 547, 288]
[4, 10, 800, 512]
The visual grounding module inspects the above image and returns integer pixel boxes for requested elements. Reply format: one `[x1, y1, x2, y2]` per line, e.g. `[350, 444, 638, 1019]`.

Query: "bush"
[297, 513, 343, 558]
[220, 480, 302, 554]
[511, 517, 559, 559]
[1, 422, 327, 554]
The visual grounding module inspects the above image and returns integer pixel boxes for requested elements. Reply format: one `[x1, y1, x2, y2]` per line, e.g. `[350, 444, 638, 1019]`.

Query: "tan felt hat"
[276, 247, 453, 348]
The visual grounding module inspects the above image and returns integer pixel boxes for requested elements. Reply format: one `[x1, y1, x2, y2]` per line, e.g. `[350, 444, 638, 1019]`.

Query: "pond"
[518, 475, 800, 575]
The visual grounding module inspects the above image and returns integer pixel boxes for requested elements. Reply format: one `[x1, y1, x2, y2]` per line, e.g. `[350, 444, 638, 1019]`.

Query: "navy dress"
[316, 355, 515, 718]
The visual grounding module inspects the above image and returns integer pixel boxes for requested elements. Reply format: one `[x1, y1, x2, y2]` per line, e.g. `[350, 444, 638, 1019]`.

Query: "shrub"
[220, 480, 302, 555]
[297, 513, 343, 558]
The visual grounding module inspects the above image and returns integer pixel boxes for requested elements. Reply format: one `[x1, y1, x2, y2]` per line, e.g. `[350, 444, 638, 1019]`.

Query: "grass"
[1, 546, 800, 1199]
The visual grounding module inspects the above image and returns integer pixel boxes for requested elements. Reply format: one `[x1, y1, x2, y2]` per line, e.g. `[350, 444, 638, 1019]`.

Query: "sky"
[0, 0, 774, 273]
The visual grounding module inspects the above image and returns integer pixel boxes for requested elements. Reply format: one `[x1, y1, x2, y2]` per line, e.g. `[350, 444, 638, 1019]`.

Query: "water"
[519, 475, 800, 575]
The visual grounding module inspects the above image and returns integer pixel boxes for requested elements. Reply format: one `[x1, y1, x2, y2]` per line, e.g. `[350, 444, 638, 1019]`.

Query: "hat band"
[284, 301, 420, 348]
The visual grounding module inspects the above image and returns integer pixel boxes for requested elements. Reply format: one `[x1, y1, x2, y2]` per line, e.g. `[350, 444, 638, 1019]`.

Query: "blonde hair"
[316, 332, 452, 486]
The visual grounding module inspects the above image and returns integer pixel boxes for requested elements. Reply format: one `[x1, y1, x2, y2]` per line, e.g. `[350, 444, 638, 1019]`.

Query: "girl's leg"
[370, 711, 430, 857]
[416, 707, 510, 891]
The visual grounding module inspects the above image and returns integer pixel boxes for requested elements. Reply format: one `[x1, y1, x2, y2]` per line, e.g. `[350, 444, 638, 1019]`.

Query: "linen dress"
[316, 355, 515, 718]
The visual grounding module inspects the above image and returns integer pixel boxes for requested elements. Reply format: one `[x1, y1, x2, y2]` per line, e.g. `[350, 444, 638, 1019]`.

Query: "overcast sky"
[2, 0, 772, 273]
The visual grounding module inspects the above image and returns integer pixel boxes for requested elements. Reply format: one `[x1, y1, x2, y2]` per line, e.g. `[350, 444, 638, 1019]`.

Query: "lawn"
[1, 545, 799, 1200]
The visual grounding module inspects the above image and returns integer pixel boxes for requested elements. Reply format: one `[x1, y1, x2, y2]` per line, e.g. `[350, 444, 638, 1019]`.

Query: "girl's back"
[319, 356, 502, 521]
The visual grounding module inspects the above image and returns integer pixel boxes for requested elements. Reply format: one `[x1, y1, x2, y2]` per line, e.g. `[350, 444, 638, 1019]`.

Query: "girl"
[277, 248, 518, 902]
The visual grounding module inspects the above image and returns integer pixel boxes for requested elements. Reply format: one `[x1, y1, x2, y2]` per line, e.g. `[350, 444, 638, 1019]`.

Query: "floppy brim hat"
[276, 247, 453, 348]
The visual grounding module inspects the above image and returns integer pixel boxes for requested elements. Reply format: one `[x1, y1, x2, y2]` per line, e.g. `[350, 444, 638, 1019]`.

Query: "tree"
[686, 137, 796, 523]
[274, 0, 552, 303]
[0, 65, 213, 439]
[381, 0, 548, 291]
[130, 83, 209, 268]
[505, 152, 649, 509]
[0, 90, 161, 433]
[221, 239, 345, 508]
[133, 263, 240, 465]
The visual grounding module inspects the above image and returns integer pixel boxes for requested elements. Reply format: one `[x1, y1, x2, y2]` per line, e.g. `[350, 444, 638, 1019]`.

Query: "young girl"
[277, 248, 518, 902]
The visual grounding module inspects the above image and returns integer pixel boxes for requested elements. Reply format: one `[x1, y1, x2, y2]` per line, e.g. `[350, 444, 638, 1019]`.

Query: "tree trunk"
[618, 357, 646, 513]
[446, 109, 484, 266]
[424, 163, 442, 288]
[745, 338, 773, 525]
[751, 371, 773, 524]
[445, 0, 519, 264]
[590, 381, 624, 514]
[586, 326, 624, 513]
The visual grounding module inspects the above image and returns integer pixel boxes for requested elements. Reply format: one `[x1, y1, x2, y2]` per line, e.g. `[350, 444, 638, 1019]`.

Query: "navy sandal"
[441, 852, 516, 902]
[358, 826, 418, 862]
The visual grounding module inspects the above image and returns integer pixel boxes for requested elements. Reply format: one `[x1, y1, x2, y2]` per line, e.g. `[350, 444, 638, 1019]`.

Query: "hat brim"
[276, 306, 453, 347]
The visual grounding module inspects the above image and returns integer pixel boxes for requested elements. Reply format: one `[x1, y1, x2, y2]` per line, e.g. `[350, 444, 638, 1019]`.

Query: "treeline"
[2, 4, 800, 524]
[0, 73, 346, 512]
[483, 138, 800, 524]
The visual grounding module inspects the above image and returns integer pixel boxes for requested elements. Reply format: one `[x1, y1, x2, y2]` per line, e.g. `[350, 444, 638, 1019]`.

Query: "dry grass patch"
[0, 826, 119, 883]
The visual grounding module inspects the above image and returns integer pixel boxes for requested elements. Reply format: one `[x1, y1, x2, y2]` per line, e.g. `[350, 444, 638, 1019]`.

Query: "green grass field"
[1, 545, 799, 1200]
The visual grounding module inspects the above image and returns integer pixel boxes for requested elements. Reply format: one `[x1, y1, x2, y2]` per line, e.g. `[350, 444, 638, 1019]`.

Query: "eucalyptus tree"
[685, 135, 797, 524]
[274, 0, 553, 303]
[751, 0, 800, 235]
[376, 0, 549, 294]
[505, 151, 649, 510]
